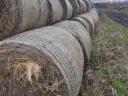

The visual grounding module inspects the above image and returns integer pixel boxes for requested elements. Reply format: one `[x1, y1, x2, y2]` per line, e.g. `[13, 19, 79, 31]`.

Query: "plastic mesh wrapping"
[0, 26, 84, 96]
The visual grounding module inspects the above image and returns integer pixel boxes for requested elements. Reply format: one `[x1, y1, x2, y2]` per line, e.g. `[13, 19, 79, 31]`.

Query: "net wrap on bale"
[54, 20, 91, 61]
[0, 26, 84, 96]
[70, 8, 99, 36]
[0, 0, 93, 39]
[54, 8, 99, 60]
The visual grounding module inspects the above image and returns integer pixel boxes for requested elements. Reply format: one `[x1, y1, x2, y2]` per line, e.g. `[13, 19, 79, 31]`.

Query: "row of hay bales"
[0, 0, 99, 96]
[0, 0, 94, 39]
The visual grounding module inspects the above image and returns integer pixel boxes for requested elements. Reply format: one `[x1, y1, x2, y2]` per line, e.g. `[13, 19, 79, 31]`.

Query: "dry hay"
[0, 26, 84, 96]
[0, 6, 99, 96]
[70, 8, 99, 37]
[0, 0, 93, 40]
[0, 43, 68, 96]
[54, 20, 91, 61]
[54, 9, 99, 61]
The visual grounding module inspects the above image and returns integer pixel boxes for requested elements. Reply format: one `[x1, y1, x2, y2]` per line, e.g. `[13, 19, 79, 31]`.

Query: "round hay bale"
[54, 20, 91, 61]
[70, 17, 91, 33]
[83, 0, 93, 11]
[70, 8, 99, 36]
[0, 0, 92, 40]
[80, 9, 99, 36]
[0, 26, 84, 96]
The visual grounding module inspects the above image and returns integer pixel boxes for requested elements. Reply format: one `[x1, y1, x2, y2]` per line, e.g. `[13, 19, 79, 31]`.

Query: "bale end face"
[0, 43, 69, 96]
[0, 0, 16, 40]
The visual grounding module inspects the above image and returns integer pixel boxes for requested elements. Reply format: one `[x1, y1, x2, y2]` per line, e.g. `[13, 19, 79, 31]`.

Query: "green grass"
[112, 81, 127, 96]
[100, 68, 109, 76]
[112, 81, 126, 91]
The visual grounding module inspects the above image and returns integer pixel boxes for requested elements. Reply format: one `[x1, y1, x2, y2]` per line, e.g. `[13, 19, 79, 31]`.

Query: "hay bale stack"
[0, 26, 84, 96]
[0, 0, 99, 95]
[0, 0, 92, 39]
[70, 8, 99, 36]
[54, 20, 91, 61]
[54, 9, 99, 60]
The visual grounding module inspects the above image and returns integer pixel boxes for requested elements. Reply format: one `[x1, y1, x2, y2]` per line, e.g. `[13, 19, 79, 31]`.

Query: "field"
[106, 2, 128, 27]
[95, 2, 128, 27]
[79, 13, 128, 96]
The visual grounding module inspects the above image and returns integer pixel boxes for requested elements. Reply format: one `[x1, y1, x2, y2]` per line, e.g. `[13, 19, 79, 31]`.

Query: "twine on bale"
[0, 0, 92, 40]
[0, 26, 84, 96]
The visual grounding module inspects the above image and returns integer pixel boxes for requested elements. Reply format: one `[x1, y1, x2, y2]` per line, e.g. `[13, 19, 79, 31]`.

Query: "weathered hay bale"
[54, 20, 91, 61]
[0, 26, 84, 96]
[53, 9, 99, 60]
[70, 8, 99, 36]
[70, 16, 91, 33]
[0, 0, 92, 40]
